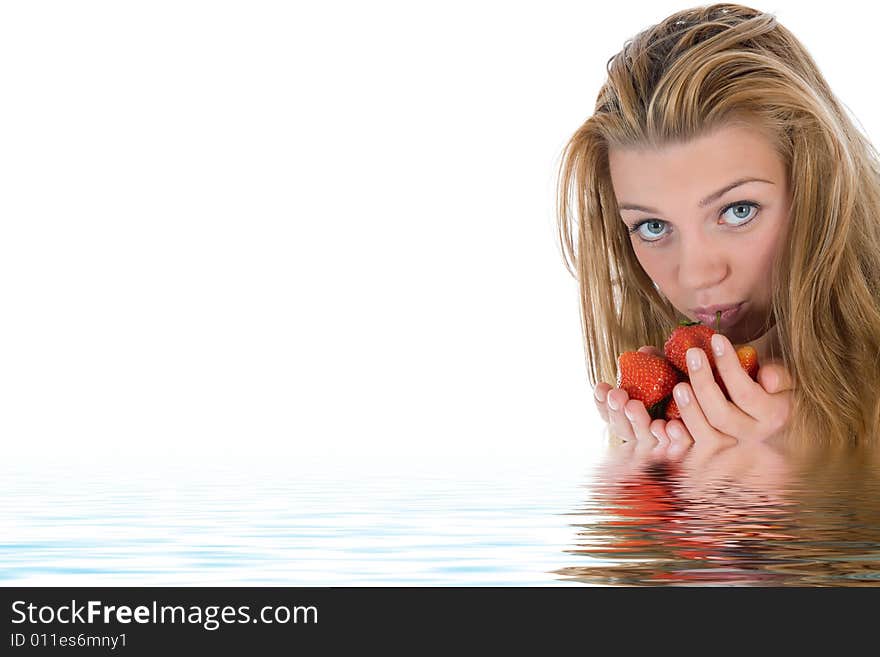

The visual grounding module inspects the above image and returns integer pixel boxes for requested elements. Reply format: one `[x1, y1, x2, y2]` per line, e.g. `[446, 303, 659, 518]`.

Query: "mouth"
[690, 302, 745, 330]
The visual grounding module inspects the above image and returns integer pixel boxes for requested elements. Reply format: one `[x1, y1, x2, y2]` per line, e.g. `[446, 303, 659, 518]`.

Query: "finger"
[672, 381, 734, 444]
[648, 418, 684, 459]
[757, 363, 794, 394]
[649, 418, 671, 446]
[707, 337, 794, 440]
[631, 436, 663, 461]
[624, 399, 657, 443]
[593, 382, 612, 422]
[757, 387, 794, 439]
[665, 418, 693, 445]
[686, 346, 756, 437]
[664, 419, 694, 459]
[606, 388, 636, 442]
[709, 334, 771, 420]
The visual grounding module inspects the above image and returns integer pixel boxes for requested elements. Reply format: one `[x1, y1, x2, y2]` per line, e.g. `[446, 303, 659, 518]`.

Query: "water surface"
[3, 442, 879, 586]
[555, 439, 880, 586]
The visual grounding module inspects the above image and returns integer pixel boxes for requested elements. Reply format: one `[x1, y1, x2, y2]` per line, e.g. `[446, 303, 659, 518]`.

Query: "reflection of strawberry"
[605, 467, 724, 569]
[616, 351, 681, 418]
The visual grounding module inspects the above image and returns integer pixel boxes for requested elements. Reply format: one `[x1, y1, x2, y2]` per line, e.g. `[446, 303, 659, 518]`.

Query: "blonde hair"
[555, 3, 880, 445]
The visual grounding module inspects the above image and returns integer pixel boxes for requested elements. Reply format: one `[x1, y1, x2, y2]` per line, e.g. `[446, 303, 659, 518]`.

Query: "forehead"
[608, 123, 784, 200]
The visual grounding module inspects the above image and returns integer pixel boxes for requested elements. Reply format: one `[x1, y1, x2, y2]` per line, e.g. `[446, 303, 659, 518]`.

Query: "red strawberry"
[664, 320, 718, 376]
[736, 345, 759, 379]
[664, 395, 682, 420]
[665, 311, 764, 403]
[616, 351, 681, 418]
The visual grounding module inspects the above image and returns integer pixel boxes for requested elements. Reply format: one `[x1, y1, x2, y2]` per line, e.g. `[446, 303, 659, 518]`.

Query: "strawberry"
[736, 345, 759, 379]
[615, 314, 761, 423]
[664, 395, 682, 420]
[663, 310, 761, 399]
[664, 320, 718, 376]
[662, 346, 760, 406]
[616, 351, 681, 418]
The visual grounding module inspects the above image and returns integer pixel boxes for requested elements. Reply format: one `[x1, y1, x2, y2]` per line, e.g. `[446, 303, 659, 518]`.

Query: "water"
[0, 458, 586, 586]
[556, 439, 880, 586]
[3, 441, 880, 586]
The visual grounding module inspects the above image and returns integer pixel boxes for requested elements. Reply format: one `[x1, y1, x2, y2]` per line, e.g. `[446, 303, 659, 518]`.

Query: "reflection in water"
[554, 439, 880, 586]
[4, 442, 880, 586]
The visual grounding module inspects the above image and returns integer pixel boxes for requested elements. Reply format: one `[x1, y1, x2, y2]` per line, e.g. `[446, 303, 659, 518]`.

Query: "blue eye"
[626, 200, 761, 244]
[630, 219, 667, 242]
[722, 201, 759, 225]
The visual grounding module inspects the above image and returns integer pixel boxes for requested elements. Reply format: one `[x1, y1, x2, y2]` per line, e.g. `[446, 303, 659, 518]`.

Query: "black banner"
[0, 586, 870, 653]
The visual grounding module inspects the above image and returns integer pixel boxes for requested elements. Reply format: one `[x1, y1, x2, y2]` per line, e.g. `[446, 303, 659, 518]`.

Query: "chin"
[726, 326, 754, 344]
[729, 315, 774, 345]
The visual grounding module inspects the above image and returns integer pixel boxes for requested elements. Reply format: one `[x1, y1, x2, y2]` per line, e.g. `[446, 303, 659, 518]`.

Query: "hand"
[593, 345, 690, 456]
[670, 332, 794, 445]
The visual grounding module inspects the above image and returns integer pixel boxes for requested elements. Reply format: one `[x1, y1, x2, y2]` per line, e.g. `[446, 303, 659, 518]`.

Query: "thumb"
[758, 363, 794, 394]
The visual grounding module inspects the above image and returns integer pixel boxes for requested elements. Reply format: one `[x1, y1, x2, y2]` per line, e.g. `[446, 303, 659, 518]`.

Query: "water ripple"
[4, 443, 880, 585]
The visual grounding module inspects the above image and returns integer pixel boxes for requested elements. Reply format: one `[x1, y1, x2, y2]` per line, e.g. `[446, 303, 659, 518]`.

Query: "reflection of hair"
[555, 3, 880, 444]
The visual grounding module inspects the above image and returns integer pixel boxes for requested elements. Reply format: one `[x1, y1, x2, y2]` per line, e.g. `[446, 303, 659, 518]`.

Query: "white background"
[1, 1, 877, 476]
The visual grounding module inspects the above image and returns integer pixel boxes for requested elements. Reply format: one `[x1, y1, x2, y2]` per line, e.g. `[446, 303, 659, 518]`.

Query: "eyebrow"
[618, 177, 775, 213]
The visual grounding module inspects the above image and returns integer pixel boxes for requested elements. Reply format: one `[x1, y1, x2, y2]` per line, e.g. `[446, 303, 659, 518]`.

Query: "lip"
[690, 302, 745, 330]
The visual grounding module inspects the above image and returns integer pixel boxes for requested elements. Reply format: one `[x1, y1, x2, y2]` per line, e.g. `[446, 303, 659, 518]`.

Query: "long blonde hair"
[556, 3, 880, 445]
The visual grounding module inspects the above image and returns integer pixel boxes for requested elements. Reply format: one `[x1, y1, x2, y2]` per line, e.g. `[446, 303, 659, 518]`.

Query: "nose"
[676, 236, 729, 291]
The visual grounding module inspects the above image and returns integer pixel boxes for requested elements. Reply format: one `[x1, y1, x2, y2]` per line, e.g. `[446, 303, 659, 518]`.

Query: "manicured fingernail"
[650, 427, 661, 440]
[674, 384, 690, 407]
[711, 333, 725, 357]
[594, 388, 605, 403]
[607, 394, 619, 411]
[687, 348, 702, 372]
[668, 424, 681, 439]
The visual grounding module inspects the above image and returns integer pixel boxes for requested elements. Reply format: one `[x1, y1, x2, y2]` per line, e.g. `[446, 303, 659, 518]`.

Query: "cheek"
[753, 204, 789, 255]
[633, 248, 672, 286]
[739, 228, 784, 281]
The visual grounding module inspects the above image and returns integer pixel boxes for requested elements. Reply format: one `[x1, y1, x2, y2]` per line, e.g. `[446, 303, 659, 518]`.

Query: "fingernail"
[607, 394, 619, 411]
[624, 406, 634, 420]
[674, 384, 690, 407]
[711, 333, 725, 357]
[650, 427, 661, 440]
[594, 388, 605, 403]
[668, 424, 681, 439]
[687, 348, 702, 372]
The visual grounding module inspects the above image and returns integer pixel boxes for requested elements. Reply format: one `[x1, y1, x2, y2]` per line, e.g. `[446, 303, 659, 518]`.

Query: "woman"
[555, 3, 880, 447]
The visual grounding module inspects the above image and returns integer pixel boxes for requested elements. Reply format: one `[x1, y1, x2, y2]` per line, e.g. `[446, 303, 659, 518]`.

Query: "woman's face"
[608, 122, 791, 344]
